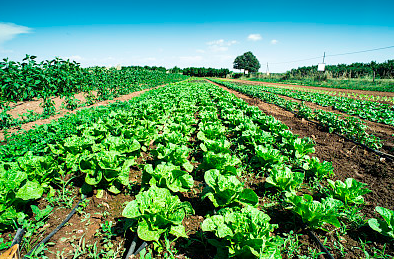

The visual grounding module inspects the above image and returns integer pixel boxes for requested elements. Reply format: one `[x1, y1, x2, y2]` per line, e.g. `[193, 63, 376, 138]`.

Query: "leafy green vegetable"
[202, 152, 241, 172]
[286, 194, 343, 231]
[143, 163, 194, 193]
[327, 178, 371, 205]
[368, 206, 394, 239]
[265, 166, 304, 194]
[79, 150, 135, 194]
[201, 206, 282, 258]
[122, 186, 194, 242]
[202, 169, 258, 207]
[152, 143, 193, 172]
[303, 156, 333, 180]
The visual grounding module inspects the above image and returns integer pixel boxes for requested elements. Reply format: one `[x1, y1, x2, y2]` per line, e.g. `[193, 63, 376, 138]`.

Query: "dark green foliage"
[182, 67, 230, 77]
[233, 51, 261, 73]
[0, 55, 188, 103]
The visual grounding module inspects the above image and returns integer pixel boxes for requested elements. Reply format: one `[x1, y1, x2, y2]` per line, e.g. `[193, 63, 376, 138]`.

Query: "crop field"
[0, 72, 394, 259]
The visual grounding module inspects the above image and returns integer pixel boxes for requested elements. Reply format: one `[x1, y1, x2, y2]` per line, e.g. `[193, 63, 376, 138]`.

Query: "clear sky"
[1, 0, 394, 72]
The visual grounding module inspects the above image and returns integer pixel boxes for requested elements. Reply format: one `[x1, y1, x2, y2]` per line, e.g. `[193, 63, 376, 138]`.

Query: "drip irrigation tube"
[304, 224, 334, 259]
[10, 229, 25, 247]
[209, 80, 394, 161]
[23, 195, 86, 258]
[304, 226, 335, 259]
[124, 234, 148, 259]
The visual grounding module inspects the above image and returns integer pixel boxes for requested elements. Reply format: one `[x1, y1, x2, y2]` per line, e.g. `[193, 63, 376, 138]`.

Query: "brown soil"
[0, 86, 162, 141]
[253, 89, 394, 154]
[207, 79, 394, 258]
[229, 78, 394, 98]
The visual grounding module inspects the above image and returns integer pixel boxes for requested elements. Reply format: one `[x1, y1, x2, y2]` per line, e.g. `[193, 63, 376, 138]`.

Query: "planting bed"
[0, 79, 393, 259]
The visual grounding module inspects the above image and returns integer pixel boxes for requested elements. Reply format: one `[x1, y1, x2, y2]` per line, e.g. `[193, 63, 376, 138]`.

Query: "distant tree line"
[287, 60, 394, 79]
[127, 66, 167, 73]
[181, 67, 230, 77]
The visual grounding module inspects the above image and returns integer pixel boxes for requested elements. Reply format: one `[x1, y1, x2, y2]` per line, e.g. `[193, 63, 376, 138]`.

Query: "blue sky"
[1, 0, 394, 72]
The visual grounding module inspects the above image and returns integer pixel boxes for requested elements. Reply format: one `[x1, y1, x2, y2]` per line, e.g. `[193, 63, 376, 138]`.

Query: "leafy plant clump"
[327, 178, 371, 206]
[368, 206, 394, 239]
[286, 193, 343, 231]
[201, 206, 282, 258]
[142, 163, 194, 193]
[202, 169, 259, 208]
[122, 186, 194, 242]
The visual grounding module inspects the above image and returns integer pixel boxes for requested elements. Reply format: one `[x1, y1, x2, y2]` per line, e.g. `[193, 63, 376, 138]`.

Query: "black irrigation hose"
[10, 228, 25, 247]
[23, 195, 86, 258]
[209, 80, 394, 161]
[304, 226, 335, 259]
[124, 234, 148, 259]
[134, 241, 148, 255]
[125, 234, 138, 258]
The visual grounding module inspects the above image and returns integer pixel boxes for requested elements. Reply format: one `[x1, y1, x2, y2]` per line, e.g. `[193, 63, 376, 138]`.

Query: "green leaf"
[238, 188, 259, 207]
[137, 219, 162, 242]
[169, 225, 187, 238]
[16, 181, 43, 201]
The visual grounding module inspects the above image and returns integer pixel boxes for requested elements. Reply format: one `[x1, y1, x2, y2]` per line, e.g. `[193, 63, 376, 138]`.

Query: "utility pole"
[318, 52, 326, 72]
[266, 62, 270, 76]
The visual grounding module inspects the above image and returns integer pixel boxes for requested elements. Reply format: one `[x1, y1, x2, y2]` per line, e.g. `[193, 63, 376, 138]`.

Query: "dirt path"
[229, 78, 394, 98]
[0, 86, 162, 141]
[206, 79, 394, 220]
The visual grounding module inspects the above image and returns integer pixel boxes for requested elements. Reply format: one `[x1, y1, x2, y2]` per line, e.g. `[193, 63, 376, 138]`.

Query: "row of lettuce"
[0, 55, 188, 130]
[0, 79, 393, 257]
[270, 85, 394, 105]
[229, 79, 394, 127]
[210, 78, 384, 150]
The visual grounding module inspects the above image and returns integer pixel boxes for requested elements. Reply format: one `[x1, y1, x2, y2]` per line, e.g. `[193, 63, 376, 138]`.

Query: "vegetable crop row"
[210, 78, 383, 150]
[227, 79, 394, 127]
[0, 55, 188, 130]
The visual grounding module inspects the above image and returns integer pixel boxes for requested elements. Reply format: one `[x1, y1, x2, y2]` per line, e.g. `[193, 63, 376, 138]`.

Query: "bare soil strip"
[0, 86, 162, 141]
[244, 87, 394, 153]
[229, 78, 394, 98]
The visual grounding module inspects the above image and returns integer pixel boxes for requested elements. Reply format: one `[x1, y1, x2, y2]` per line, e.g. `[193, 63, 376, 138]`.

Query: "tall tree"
[233, 55, 245, 72]
[233, 51, 260, 74]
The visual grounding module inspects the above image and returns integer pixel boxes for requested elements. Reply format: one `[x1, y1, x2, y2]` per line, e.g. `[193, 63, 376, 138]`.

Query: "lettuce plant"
[152, 143, 193, 172]
[122, 186, 194, 242]
[368, 206, 394, 239]
[200, 138, 232, 154]
[143, 163, 194, 193]
[202, 169, 258, 207]
[201, 206, 282, 258]
[303, 156, 334, 180]
[0, 162, 45, 229]
[201, 151, 241, 173]
[287, 137, 315, 159]
[253, 145, 287, 170]
[327, 178, 371, 205]
[197, 121, 227, 141]
[286, 194, 343, 231]
[79, 150, 135, 194]
[265, 166, 304, 194]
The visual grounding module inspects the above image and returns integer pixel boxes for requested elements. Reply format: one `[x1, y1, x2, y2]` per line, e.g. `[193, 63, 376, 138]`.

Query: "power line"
[268, 45, 394, 65]
[270, 56, 322, 64]
[326, 45, 394, 57]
